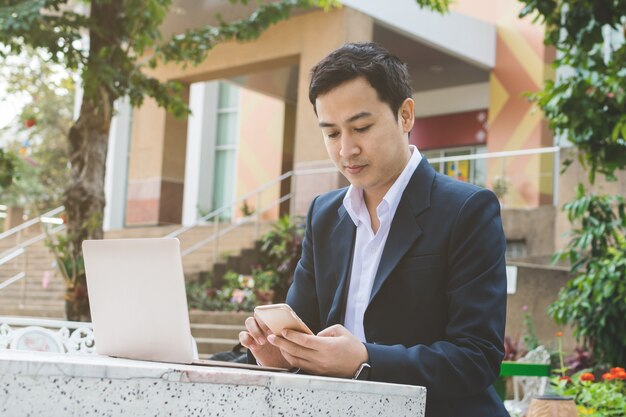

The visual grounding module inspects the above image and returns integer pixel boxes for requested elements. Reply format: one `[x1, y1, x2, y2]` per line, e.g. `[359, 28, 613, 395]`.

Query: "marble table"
[0, 350, 426, 416]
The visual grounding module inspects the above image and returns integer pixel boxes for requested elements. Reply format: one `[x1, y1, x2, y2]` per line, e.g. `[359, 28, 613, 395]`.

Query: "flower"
[555, 331, 564, 337]
[522, 305, 529, 312]
[238, 275, 255, 289]
[230, 289, 246, 304]
[609, 367, 626, 380]
[559, 376, 573, 383]
[580, 372, 595, 382]
[602, 372, 615, 381]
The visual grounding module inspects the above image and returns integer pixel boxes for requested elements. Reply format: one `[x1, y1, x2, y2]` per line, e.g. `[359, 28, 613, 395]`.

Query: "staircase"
[190, 310, 247, 358]
[0, 222, 271, 355]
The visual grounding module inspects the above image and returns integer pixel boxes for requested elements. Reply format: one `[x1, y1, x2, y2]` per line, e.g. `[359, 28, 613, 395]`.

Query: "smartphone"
[254, 303, 313, 336]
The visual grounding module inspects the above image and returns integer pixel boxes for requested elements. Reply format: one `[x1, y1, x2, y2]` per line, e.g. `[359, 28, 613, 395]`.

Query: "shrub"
[552, 368, 626, 416]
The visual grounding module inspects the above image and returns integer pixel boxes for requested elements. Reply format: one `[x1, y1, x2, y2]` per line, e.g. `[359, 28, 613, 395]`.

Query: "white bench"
[0, 316, 95, 354]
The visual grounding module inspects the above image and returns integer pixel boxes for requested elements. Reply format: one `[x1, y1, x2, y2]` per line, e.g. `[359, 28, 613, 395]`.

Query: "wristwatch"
[352, 362, 371, 380]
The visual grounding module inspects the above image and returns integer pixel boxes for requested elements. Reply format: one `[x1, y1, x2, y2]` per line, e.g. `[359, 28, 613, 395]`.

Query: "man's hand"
[239, 315, 291, 369]
[268, 324, 369, 378]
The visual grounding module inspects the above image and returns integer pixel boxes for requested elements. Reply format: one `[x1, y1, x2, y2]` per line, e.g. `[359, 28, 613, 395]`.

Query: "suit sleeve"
[364, 188, 507, 399]
[285, 196, 321, 334]
[248, 197, 321, 365]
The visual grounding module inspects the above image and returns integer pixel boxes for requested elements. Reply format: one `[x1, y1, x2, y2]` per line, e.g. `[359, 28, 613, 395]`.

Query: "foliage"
[521, 305, 540, 352]
[43, 225, 90, 321]
[240, 200, 255, 217]
[186, 271, 257, 312]
[0, 0, 341, 120]
[552, 368, 626, 416]
[566, 347, 595, 374]
[519, 0, 626, 368]
[0, 48, 73, 212]
[504, 334, 523, 361]
[186, 266, 282, 312]
[549, 185, 626, 366]
[250, 268, 280, 292]
[492, 175, 509, 200]
[519, 0, 626, 182]
[0, 148, 18, 190]
[258, 215, 305, 302]
[186, 280, 246, 312]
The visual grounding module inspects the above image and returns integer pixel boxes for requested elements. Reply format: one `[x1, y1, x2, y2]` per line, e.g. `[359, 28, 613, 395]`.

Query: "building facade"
[103, 0, 575, 257]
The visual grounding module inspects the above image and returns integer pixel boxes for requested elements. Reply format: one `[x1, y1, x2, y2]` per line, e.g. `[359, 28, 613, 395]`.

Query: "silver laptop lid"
[83, 238, 194, 364]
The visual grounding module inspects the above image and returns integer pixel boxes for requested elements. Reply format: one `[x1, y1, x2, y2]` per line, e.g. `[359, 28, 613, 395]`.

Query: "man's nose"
[339, 134, 360, 159]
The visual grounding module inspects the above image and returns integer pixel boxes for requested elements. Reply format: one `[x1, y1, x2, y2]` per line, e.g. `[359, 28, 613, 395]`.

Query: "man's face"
[316, 77, 414, 200]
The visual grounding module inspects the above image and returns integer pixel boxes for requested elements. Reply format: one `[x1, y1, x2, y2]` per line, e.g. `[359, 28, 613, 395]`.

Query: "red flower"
[555, 331, 564, 337]
[580, 372, 595, 382]
[559, 376, 572, 383]
[602, 372, 615, 381]
[609, 367, 626, 380]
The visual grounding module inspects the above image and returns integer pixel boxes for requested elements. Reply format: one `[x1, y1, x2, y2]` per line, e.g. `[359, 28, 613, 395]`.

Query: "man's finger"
[282, 329, 326, 350]
[316, 324, 346, 338]
[239, 331, 258, 351]
[281, 350, 314, 370]
[244, 317, 267, 345]
[253, 314, 273, 335]
[268, 333, 316, 360]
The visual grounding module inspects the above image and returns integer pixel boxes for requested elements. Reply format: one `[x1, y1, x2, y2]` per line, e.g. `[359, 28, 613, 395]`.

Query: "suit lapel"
[368, 159, 436, 303]
[325, 204, 356, 327]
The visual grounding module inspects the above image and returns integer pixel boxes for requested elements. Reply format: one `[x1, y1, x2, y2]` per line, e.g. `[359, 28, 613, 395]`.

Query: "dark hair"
[308, 42, 413, 115]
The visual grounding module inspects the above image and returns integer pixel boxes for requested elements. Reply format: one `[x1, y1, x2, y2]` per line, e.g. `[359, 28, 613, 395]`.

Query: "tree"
[519, 0, 626, 365]
[0, 48, 73, 214]
[0, 0, 450, 320]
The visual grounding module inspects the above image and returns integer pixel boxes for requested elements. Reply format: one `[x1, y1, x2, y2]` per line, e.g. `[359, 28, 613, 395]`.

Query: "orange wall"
[235, 88, 284, 221]
[453, 0, 554, 208]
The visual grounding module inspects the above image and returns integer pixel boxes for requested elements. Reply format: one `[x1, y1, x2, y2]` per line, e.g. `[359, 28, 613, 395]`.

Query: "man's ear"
[399, 98, 415, 133]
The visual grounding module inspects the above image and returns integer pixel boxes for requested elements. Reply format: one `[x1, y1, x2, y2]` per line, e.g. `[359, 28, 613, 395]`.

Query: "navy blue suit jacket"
[286, 159, 509, 417]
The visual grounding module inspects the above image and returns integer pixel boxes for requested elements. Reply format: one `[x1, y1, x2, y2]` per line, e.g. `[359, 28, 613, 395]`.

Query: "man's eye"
[327, 131, 340, 139]
[354, 125, 372, 133]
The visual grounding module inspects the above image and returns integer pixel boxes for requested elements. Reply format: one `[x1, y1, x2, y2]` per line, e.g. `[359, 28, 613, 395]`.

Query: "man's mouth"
[344, 164, 366, 175]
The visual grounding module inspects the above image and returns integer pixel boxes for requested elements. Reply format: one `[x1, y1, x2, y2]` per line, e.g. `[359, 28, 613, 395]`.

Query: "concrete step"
[188, 310, 248, 325]
[0, 291, 65, 304]
[195, 337, 240, 355]
[0, 306, 65, 318]
[190, 323, 245, 339]
[1, 298, 65, 307]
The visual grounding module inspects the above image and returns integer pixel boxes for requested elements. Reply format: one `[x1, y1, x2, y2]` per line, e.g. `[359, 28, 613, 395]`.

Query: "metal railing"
[0, 146, 560, 309]
[0, 206, 66, 307]
[169, 169, 303, 259]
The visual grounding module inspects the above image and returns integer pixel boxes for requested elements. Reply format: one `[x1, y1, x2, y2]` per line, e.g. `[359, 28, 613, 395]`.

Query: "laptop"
[83, 237, 285, 372]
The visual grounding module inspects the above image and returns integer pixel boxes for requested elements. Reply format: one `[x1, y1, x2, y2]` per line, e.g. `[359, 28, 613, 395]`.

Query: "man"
[240, 42, 509, 417]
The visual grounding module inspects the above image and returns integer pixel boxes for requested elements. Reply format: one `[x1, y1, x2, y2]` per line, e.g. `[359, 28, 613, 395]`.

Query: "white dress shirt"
[342, 145, 422, 342]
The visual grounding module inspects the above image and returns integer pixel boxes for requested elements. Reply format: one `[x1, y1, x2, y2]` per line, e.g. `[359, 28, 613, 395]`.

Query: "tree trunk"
[63, 92, 113, 321]
[62, 0, 122, 321]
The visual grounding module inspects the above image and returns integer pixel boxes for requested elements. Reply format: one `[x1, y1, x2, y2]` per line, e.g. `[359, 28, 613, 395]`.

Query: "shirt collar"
[343, 145, 422, 226]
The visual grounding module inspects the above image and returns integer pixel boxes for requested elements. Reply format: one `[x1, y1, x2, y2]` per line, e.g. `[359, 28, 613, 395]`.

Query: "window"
[423, 146, 486, 187]
[506, 240, 527, 259]
[212, 82, 239, 220]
